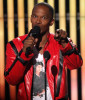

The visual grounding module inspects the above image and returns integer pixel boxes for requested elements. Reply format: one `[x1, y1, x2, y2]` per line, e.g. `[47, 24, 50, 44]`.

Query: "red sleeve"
[60, 39, 83, 70]
[5, 41, 33, 85]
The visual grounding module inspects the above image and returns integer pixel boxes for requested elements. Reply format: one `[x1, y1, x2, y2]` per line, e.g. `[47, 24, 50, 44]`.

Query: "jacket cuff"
[20, 52, 34, 61]
[60, 42, 73, 54]
[60, 41, 82, 57]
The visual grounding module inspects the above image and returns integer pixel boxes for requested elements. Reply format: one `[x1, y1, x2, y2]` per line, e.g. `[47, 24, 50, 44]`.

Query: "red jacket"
[5, 33, 83, 100]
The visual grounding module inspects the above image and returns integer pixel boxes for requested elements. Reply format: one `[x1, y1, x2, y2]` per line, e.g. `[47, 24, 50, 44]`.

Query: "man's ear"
[49, 19, 54, 26]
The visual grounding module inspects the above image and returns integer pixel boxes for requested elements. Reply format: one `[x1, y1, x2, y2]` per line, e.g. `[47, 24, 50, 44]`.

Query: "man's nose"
[36, 18, 42, 24]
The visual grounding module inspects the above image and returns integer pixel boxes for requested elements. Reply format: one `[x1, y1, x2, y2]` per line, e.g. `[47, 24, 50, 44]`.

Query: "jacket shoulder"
[49, 33, 58, 43]
[6, 34, 28, 51]
[12, 34, 28, 43]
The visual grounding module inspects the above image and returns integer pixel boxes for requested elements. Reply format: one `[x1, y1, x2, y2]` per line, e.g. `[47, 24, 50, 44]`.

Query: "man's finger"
[56, 29, 60, 34]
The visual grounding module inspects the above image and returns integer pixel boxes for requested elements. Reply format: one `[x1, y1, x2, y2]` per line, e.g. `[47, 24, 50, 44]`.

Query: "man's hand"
[23, 36, 38, 52]
[54, 29, 68, 48]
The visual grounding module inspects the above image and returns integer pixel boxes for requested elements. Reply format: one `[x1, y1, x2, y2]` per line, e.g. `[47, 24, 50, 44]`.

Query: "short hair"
[32, 2, 54, 20]
[34, 62, 43, 72]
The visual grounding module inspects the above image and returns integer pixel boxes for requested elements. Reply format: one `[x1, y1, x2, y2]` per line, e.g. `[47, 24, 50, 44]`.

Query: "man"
[4, 2, 83, 100]
[33, 62, 45, 98]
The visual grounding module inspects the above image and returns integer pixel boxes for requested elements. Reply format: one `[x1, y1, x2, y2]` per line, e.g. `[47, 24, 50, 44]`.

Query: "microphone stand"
[54, 75, 55, 100]
[44, 51, 50, 100]
[45, 59, 47, 100]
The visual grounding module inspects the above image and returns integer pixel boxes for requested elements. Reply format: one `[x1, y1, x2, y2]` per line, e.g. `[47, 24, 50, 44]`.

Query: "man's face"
[31, 5, 54, 34]
[36, 65, 42, 73]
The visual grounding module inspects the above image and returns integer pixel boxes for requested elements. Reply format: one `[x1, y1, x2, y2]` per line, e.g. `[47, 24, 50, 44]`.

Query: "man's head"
[32, 2, 54, 20]
[34, 62, 43, 74]
[31, 2, 54, 34]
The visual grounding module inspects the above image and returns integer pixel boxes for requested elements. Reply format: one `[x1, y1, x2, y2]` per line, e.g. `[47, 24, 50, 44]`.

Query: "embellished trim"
[55, 50, 63, 97]
[4, 41, 27, 76]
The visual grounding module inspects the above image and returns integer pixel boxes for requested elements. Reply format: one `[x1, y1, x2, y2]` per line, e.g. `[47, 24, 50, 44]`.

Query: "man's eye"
[33, 15, 37, 18]
[42, 16, 47, 19]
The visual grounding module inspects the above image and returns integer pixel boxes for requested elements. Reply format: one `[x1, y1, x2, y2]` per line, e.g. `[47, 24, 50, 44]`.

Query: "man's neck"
[38, 32, 49, 54]
[39, 32, 48, 47]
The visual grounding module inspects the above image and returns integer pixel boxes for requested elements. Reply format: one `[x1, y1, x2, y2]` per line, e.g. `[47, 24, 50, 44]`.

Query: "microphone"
[25, 26, 40, 57]
[44, 51, 51, 63]
[51, 65, 57, 77]
[29, 26, 40, 38]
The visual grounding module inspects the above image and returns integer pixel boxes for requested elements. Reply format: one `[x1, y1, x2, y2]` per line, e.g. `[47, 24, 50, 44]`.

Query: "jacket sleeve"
[60, 38, 83, 70]
[4, 40, 34, 85]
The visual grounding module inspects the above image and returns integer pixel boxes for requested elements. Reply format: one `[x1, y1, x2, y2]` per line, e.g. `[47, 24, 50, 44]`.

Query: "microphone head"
[51, 65, 57, 76]
[30, 26, 41, 38]
[44, 51, 50, 62]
